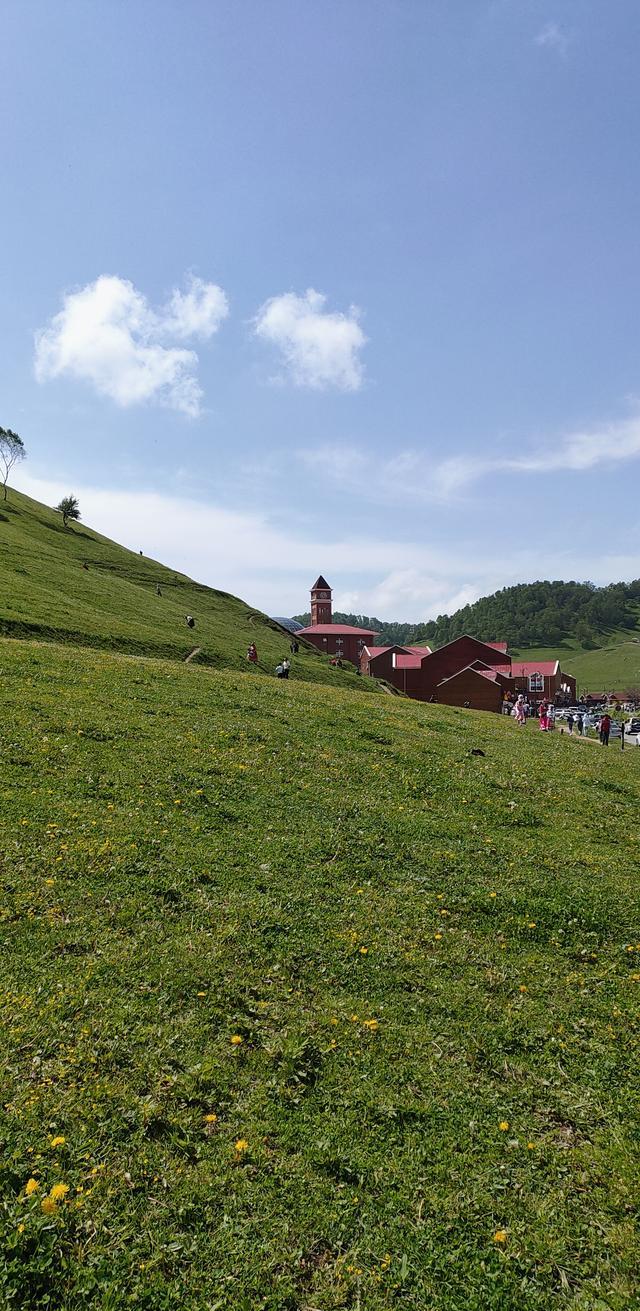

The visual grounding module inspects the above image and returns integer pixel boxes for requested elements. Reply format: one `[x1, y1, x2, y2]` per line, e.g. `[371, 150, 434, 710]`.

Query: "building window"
[528, 672, 543, 693]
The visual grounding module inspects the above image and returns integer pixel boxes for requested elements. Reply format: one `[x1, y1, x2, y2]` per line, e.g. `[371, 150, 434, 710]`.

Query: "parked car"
[624, 718, 640, 736]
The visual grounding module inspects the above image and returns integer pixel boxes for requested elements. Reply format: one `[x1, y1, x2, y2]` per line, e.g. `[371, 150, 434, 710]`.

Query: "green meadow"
[1, 638, 639, 1310]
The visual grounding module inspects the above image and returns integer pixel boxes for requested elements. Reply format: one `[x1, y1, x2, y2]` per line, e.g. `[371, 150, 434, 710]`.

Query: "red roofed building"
[298, 577, 379, 665]
[361, 643, 432, 695]
[508, 659, 576, 703]
[436, 664, 503, 713]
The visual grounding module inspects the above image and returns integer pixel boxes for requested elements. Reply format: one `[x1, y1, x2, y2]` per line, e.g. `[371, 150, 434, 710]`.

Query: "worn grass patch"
[1, 639, 639, 1310]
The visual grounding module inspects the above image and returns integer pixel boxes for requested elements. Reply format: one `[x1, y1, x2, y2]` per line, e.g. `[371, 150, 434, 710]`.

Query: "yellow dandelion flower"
[17, 1223, 25, 1233]
[527, 1142, 535, 1150]
[494, 1230, 507, 1243]
[49, 1136, 65, 1148]
[519, 985, 528, 993]
[489, 891, 497, 898]
[234, 1139, 248, 1153]
[204, 1113, 217, 1123]
[49, 1183, 69, 1203]
[196, 991, 207, 997]
[499, 1121, 509, 1131]
[434, 932, 442, 940]
[230, 1034, 243, 1045]
[359, 946, 368, 954]
[25, 1177, 40, 1196]
[41, 1197, 58, 1215]
[364, 1019, 379, 1031]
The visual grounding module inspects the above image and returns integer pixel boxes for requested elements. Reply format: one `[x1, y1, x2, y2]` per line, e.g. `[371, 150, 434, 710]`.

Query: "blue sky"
[3, 0, 640, 620]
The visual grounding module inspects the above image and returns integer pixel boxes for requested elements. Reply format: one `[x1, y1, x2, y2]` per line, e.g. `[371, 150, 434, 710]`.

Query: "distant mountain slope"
[418, 580, 640, 650]
[0, 489, 380, 692]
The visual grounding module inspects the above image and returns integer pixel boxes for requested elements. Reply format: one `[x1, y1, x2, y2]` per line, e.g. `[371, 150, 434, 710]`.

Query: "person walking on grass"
[539, 701, 549, 731]
[282, 657, 291, 679]
[247, 642, 258, 665]
[576, 713, 583, 736]
[567, 712, 575, 735]
[547, 704, 556, 730]
[599, 712, 611, 746]
[513, 694, 526, 727]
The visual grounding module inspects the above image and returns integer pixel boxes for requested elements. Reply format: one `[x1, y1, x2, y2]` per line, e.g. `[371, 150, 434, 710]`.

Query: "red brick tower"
[310, 575, 332, 626]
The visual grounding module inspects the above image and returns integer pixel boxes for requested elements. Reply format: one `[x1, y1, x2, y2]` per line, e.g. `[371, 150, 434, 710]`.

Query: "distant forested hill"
[294, 579, 640, 649]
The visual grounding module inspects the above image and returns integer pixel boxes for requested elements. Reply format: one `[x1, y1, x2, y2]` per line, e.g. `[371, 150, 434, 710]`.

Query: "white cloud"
[34, 274, 229, 417]
[535, 22, 571, 57]
[162, 275, 229, 341]
[254, 289, 366, 391]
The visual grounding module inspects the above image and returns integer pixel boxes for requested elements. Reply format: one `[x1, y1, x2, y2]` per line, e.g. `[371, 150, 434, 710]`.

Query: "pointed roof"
[311, 575, 331, 591]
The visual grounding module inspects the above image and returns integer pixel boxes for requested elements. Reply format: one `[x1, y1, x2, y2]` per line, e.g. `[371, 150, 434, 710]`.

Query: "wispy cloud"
[299, 412, 640, 504]
[535, 22, 571, 57]
[35, 274, 229, 418]
[254, 289, 366, 391]
[436, 413, 640, 493]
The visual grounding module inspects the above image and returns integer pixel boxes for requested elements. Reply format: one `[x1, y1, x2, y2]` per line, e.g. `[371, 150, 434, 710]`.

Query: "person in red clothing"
[599, 713, 611, 746]
[246, 642, 258, 664]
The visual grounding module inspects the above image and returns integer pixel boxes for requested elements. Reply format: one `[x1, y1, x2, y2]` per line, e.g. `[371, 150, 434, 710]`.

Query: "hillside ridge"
[0, 488, 379, 694]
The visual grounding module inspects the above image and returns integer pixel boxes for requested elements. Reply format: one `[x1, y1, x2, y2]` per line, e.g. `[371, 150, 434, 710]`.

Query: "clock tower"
[310, 575, 332, 626]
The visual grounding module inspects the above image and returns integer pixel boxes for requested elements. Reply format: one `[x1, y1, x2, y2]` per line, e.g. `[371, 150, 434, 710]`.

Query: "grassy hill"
[0, 489, 379, 693]
[1, 637, 638, 1309]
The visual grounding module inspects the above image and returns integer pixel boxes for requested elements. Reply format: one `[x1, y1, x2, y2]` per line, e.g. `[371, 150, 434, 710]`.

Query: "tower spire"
[310, 575, 332, 626]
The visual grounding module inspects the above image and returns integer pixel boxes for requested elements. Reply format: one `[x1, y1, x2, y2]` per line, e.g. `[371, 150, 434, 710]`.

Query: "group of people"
[511, 694, 612, 744]
[246, 642, 293, 679]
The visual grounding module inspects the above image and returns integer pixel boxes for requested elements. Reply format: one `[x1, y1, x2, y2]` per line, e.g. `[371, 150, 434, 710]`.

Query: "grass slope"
[1, 638, 639, 1310]
[0, 489, 378, 694]
[512, 636, 640, 695]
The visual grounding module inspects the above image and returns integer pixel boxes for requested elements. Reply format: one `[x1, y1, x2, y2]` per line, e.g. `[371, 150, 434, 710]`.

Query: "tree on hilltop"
[0, 428, 26, 501]
[56, 495, 81, 526]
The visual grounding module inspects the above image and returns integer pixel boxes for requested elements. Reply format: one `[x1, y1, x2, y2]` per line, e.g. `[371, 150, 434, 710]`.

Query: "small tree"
[56, 495, 81, 527]
[0, 428, 26, 501]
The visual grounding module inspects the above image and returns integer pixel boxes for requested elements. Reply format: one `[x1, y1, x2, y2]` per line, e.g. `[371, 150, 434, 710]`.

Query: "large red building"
[361, 634, 576, 712]
[298, 577, 379, 666]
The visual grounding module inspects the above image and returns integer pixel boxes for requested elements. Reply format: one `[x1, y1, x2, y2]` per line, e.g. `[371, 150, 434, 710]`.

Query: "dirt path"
[184, 646, 201, 663]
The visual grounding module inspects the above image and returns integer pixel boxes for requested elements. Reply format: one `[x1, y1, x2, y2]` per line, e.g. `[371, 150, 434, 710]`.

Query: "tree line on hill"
[294, 579, 640, 650]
